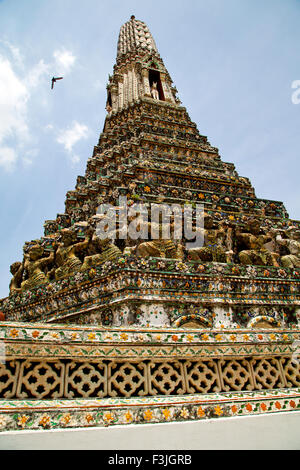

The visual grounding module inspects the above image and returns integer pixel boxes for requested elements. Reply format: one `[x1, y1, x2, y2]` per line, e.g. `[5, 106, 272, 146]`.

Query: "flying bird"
[51, 76, 63, 89]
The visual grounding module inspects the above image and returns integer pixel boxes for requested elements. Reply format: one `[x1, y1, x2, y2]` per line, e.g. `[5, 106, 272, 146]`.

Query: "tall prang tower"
[0, 17, 300, 434]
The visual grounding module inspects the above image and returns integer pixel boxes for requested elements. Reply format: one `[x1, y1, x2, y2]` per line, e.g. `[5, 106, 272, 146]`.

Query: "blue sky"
[0, 0, 300, 299]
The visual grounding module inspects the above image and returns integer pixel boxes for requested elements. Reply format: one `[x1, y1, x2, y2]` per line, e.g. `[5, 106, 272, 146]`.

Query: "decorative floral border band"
[0, 388, 299, 432]
[1, 321, 299, 348]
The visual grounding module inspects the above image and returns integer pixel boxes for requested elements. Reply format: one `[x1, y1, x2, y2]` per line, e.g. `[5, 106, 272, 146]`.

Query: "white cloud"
[56, 121, 88, 164]
[25, 59, 50, 88]
[0, 56, 29, 140]
[57, 121, 89, 152]
[0, 47, 50, 171]
[0, 40, 24, 69]
[70, 154, 80, 165]
[22, 148, 39, 166]
[53, 49, 76, 75]
[0, 55, 30, 170]
[22, 156, 34, 166]
[0, 146, 17, 171]
[0, 42, 77, 171]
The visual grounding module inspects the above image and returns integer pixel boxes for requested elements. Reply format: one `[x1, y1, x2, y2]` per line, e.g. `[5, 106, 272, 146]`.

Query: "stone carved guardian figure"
[9, 261, 24, 294]
[21, 245, 54, 291]
[187, 215, 232, 263]
[236, 218, 279, 267]
[133, 219, 183, 260]
[54, 229, 91, 280]
[276, 228, 300, 268]
[80, 233, 122, 271]
[136, 239, 177, 258]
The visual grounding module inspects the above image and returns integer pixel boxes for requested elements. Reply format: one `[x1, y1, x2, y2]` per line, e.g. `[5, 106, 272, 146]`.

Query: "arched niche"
[173, 315, 212, 329]
[180, 320, 207, 329]
[253, 320, 275, 329]
[106, 91, 112, 113]
[148, 69, 165, 101]
[248, 316, 280, 329]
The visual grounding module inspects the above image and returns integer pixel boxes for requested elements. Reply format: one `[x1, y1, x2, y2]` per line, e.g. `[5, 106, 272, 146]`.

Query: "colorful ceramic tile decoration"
[0, 16, 300, 433]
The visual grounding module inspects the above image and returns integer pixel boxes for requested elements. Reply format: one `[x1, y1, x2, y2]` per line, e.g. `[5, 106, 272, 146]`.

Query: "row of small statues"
[9, 217, 300, 294]
[9, 227, 121, 294]
[187, 217, 300, 268]
[125, 217, 300, 268]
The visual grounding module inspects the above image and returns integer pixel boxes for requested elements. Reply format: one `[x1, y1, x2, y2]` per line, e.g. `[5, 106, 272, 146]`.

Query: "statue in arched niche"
[150, 82, 159, 100]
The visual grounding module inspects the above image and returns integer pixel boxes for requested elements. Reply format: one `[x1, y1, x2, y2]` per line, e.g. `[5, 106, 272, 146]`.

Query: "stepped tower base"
[1, 16, 300, 444]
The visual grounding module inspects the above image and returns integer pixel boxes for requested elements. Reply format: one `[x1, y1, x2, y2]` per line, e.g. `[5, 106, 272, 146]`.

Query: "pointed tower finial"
[117, 16, 158, 59]
[107, 17, 179, 113]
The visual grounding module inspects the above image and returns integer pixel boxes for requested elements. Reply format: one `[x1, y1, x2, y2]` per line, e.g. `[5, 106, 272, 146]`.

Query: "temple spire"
[117, 15, 158, 59]
[105, 16, 180, 114]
